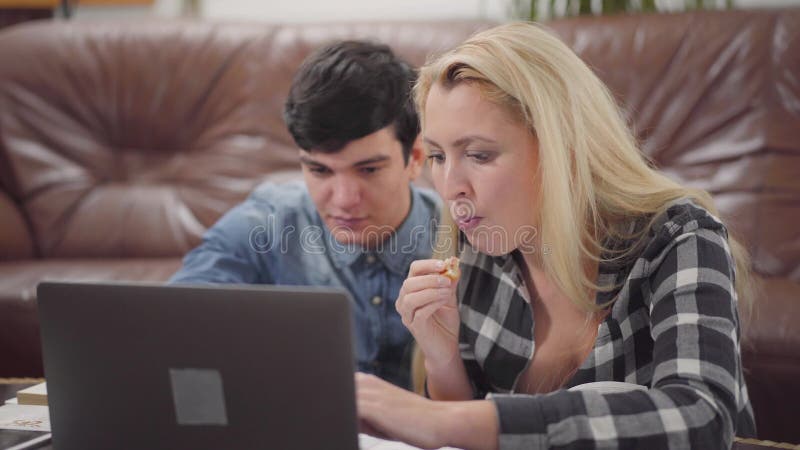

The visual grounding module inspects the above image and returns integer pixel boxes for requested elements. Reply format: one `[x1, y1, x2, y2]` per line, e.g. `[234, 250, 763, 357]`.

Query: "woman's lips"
[456, 217, 483, 231]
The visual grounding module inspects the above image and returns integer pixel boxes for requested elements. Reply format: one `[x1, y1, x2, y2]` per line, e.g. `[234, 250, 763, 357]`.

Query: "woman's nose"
[439, 159, 469, 202]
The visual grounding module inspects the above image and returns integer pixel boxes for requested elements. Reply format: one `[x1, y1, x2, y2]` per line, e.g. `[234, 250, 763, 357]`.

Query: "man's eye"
[309, 167, 331, 175]
[360, 167, 380, 175]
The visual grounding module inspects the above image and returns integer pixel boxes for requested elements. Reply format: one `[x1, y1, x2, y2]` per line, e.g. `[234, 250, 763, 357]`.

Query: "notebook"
[15, 382, 47, 406]
[37, 281, 360, 450]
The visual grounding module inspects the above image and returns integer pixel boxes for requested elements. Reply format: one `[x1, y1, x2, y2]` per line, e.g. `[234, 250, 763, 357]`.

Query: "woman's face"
[423, 82, 541, 256]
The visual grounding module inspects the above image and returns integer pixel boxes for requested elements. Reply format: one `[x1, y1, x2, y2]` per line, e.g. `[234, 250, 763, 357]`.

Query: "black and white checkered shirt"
[456, 199, 756, 449]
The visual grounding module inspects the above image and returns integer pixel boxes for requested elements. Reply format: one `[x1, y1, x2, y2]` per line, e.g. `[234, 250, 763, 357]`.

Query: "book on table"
[16, 382, 47, 406]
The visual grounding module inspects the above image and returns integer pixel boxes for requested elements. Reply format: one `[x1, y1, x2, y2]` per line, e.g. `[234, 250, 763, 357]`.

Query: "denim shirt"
[170, 180, 440, 389]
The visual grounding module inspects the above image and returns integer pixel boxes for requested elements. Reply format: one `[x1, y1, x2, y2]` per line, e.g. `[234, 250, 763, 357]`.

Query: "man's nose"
[331, 176, 362, 211]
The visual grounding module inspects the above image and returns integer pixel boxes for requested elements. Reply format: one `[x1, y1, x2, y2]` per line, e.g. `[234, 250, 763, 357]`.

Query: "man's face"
[300, 126, 423, 248]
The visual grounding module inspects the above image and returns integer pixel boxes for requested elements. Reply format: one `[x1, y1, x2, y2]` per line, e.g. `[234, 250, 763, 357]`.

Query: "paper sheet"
[359, 434, 461, 450]
[0, 404, 51, 432]
[0, 405, 455, 445]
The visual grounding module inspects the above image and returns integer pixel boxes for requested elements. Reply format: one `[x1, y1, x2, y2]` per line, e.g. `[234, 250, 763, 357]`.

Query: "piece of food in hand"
[439, 257, 461, 281]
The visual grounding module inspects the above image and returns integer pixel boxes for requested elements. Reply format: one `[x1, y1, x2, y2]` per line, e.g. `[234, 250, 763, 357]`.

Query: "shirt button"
[371, 296, 382, 306]
[366, 254, 376, 264]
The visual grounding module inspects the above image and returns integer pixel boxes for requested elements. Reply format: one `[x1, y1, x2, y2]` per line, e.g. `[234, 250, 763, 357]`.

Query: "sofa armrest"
[0, 189, 34, 260]
[741, 277, 800, 443]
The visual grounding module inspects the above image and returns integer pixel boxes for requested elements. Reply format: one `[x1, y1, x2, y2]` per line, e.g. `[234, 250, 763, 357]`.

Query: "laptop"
[37, 281, 360, 450]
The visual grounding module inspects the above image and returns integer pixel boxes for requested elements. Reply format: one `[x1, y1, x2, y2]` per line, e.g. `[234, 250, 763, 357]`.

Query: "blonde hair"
[415, 22, 755, 313]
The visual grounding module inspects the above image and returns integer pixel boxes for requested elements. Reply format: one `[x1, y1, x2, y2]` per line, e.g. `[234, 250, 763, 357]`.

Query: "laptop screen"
[37, 281, 359, 450]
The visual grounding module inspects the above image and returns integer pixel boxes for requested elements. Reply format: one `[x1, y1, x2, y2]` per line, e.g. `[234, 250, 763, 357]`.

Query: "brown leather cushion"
[741, 277, 800, 444]
[0, 20, 491, 260]
[549, 11, 800, 282]
[0, 189, 34, 260]
[0, 258, 181, 377]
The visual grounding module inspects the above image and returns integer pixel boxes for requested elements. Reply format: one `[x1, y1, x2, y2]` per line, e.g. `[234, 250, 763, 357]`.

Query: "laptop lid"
[37, 281, 359, 450]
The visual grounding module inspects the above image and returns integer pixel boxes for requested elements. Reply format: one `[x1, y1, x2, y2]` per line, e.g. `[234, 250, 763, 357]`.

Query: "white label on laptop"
[169, 368, 229, 426]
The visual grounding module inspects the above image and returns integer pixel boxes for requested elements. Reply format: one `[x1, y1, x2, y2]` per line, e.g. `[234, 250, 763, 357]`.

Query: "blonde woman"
[355, 22, 756, 450]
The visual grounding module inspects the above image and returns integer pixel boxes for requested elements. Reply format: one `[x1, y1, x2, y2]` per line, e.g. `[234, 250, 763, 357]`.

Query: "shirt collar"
[326, 234, 363, 269]
[491, 246, 630, 308]
[325, 185, 437, 275]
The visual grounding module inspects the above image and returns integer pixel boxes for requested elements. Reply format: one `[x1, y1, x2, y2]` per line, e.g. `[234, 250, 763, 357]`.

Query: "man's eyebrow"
[352, 155, 391, 167]
[423, 135, 498, 149]
[299, 155, 328, 168]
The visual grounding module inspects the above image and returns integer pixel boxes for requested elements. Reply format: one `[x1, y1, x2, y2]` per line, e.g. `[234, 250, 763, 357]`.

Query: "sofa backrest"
[547, 10, 800, 283]
[0, 20, 493, 258]
[1, 12, 797, 275]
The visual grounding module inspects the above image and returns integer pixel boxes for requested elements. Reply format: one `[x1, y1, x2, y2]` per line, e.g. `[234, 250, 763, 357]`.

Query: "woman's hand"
[395, 259, 461, 371]
[356, 372, 500, 450]
[356, 372, 450, 448]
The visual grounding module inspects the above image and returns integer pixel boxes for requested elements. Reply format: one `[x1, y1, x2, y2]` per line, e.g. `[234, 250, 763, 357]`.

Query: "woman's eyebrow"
[422, 137, 442, 149]
[423, 135, 498, 149]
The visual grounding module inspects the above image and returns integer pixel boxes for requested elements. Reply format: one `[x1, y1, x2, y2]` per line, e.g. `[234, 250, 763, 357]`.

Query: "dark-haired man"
[170, 41, 439, 389]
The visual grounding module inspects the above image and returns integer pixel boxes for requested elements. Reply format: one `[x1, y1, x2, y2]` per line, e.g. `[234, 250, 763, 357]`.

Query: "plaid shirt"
[456, 199, 756, 449]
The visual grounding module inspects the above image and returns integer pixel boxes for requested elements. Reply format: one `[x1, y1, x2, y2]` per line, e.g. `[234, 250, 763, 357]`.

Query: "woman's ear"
[406, 136, 425, 180]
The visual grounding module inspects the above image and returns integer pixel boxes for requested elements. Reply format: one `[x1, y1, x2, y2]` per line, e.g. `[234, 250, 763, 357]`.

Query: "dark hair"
[284, 40, 419, 164]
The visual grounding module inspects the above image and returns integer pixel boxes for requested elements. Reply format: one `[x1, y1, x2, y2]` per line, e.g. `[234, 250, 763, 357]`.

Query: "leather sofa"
[1, 10, 798, 443]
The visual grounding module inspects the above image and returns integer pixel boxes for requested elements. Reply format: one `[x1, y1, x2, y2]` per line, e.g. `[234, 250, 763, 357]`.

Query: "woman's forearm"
[425, 356, 474, 400]
[440, 400, 500, 450]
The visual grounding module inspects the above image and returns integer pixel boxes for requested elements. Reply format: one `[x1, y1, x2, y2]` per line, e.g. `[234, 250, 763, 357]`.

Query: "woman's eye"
[426, 153, 445, 163]
[467, 152, 493, 163]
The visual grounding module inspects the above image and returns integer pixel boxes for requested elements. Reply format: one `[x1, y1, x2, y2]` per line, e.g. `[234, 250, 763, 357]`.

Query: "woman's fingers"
[355, 372, 447, 449]
[358, 418, 390, 439]
[356, 373, 412, 425]
[356, 372, 399, 419]
[412, 301, 458, 331]
[395, 274, 451, 314]
[408, 259, 447, 277]
[356, 373, 390, 438]
[396, 259, 457, 316]
[397, 289, 451, 325]
[402, 273, 452, 294]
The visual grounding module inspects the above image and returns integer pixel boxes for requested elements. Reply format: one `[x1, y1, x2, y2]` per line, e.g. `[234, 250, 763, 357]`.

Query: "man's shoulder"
[216, 179, 316, 231]
[411, 184, 442, 214]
